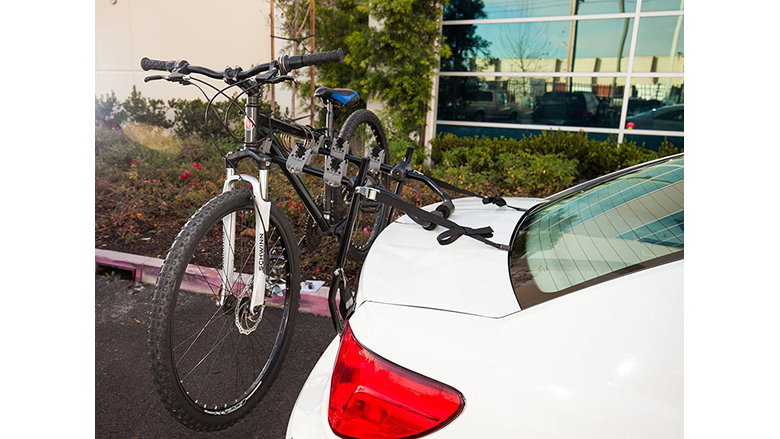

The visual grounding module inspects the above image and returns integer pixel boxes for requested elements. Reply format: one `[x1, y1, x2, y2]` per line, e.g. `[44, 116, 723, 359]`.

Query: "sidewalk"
[95, 248, 332, 317]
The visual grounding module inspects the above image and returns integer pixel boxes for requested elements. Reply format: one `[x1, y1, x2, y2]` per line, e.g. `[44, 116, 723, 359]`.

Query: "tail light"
[328, 322, 465, 438]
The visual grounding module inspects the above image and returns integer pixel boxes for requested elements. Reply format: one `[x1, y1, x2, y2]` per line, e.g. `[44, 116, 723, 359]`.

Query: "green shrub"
[431, 131, 682, 185]
[95, 92, 121, 129]
[167, 94, 272, 141]
[432, 139, 578, 198]
[118, 86, 172, 129]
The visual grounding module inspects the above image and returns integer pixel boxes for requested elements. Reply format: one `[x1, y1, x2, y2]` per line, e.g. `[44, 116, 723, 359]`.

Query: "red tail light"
[328, 323, 465, 438]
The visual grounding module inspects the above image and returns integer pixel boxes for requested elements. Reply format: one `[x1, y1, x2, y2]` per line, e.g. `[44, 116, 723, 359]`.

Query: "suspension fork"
[219, 94, 272, 314]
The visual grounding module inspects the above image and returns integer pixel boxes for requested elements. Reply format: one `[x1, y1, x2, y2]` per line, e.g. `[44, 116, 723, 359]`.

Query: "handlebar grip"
[279, 48, 344, 74]
[140, 57, 178, 72]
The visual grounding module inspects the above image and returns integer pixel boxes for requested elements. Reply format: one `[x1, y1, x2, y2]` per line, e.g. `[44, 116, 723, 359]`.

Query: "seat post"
[325, 100, 335, 137]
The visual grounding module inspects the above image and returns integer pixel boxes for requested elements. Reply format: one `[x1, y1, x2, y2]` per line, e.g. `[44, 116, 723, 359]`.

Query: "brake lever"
[168, 71, 191, 85]
[268, 75, 296, 85]
[143, 72, 191, 85]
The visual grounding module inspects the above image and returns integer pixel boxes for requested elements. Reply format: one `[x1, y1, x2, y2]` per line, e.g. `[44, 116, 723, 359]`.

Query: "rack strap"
[424, 175, 527, 212]
[358, 186, 510, 251]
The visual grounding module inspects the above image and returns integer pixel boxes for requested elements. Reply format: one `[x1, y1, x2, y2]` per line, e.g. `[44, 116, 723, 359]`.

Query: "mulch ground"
[94, 216, 356, 283]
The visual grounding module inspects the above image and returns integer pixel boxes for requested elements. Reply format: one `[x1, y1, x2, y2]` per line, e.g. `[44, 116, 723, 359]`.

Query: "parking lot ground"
[95, 276, 337, 439]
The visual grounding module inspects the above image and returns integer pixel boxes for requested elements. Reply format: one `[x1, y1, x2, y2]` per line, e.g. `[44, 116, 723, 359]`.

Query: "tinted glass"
[437, 76, 626, 128]
[642, 0, 684, 12]
[446, 0, 639, 20]
[509, 156, 684, 308]
[623, 133, 684, 150]
[635, 16, 684, 73]
[440, 19, 635, 73]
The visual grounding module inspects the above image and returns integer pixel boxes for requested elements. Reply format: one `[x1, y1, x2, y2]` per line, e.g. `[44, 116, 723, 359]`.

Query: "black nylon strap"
[365, 187, 510, 251]
[437, 226, 494, 246]
[425, 175, 527, 212]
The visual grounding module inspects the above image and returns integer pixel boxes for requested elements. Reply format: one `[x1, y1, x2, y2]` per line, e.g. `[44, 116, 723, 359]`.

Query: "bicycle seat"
[315, 87, 360, 108]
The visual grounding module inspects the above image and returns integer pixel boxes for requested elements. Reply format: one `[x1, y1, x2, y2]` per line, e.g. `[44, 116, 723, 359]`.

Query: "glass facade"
[435, 0, 684, 150]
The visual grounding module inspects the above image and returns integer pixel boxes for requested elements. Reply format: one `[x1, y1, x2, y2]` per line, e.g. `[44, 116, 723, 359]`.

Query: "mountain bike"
[142, 48, 461, 431]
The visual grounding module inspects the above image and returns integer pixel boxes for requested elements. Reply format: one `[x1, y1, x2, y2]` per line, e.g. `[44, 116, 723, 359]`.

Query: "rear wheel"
[148, 189, 300, 431]
[328, 109, 390, 261]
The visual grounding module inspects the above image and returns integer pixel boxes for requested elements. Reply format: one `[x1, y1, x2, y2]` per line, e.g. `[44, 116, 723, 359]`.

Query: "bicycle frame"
[218, 80, 454, 326]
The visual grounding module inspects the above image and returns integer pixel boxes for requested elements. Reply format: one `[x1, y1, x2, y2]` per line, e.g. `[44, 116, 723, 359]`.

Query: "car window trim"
[511, 249, 683, 309]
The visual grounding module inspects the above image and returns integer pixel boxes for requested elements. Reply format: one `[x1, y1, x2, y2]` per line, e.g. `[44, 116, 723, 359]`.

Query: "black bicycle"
[142, 48, 461, 431]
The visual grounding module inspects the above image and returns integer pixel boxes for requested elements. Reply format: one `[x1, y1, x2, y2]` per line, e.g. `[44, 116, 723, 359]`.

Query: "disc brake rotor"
[235, 277, 264, 335]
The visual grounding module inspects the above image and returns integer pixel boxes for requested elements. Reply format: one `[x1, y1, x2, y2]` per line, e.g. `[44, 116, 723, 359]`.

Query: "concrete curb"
[95, 249, 332, 317]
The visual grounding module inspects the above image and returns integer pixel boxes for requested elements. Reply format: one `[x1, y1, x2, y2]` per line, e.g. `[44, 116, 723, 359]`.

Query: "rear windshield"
[509, 156, 684, 308]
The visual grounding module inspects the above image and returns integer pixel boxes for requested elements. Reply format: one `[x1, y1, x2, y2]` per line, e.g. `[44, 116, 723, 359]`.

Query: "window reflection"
[465, 0, 640, 20]
[437, 0, 684, 143]
[441, 19, 636, 73]
[438, 76, 628, 128]
[642, 0, 684, 13]
[437, 76, 683, 130]
[635, 17, 684, 73]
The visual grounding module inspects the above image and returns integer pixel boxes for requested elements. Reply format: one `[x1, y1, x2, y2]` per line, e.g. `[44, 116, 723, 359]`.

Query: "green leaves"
[308, 0, 446, 146]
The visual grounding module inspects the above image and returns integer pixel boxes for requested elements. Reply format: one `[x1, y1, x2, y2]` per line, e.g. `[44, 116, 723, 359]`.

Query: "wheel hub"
[234, 280, 264, 335]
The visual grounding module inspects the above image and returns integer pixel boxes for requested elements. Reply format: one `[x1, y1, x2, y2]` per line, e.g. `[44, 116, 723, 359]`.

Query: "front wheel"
[330, 109, 391, 261]
[148, 189, 300, 431]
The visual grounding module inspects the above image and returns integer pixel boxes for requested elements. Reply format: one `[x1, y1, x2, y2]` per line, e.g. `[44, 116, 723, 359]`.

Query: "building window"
[435, 0, 684, 150]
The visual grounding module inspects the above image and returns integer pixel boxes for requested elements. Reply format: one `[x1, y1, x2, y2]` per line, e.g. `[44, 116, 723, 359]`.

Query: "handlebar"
[278, 48, 343, 74]
[140, 48, 344, 81]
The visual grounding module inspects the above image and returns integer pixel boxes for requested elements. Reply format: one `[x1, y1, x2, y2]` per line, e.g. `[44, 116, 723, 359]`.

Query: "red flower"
[193, 162, 204, 170]
[180, 171, 191, 179]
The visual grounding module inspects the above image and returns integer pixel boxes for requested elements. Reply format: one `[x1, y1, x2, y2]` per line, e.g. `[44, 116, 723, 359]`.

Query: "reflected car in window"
[287, 155, 684, 439]
[462, 90, 529, 123]
[532, 91, 600, 126]
[626, 104, 684, 131]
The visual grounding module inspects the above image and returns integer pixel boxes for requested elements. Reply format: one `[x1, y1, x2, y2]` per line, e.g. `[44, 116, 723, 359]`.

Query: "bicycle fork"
[218, 93, 272, 315]
[220, 167, 271, 314]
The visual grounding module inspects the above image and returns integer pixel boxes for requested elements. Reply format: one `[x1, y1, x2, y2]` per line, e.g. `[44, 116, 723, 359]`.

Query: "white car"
[287, 154, 684, 439]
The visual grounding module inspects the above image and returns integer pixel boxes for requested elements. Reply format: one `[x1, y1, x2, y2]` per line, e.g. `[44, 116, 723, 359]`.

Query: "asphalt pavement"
[95, 276, 338, 439]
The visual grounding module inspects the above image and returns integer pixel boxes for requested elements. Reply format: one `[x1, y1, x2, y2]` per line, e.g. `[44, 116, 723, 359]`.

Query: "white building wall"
[95, 0, 294, 107]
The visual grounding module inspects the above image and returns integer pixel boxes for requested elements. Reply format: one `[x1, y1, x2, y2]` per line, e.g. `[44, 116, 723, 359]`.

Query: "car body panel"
[356, 197, 541, 318]
[287, 259, 683, 438]
[288, 157, 683, 438]
[626, 104, 684, 131]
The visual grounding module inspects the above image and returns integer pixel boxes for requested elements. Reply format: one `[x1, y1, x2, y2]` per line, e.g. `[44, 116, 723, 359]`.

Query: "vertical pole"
[614, 0, 628, 99]
[270, 0, 276, 116]
[292, 0, 300, 120]
[617, 0, 644, 145]
[566, 0, 581, 90]
[566, 0, 576, 78]
[310, 0, 316, 126]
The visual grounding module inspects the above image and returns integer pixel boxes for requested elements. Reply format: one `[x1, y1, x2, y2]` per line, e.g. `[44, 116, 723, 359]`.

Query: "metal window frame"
[434, 0, 685, 145]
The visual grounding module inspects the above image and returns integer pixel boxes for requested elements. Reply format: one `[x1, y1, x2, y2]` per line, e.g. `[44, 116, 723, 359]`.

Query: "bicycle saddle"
[315, 87, 360, 108]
